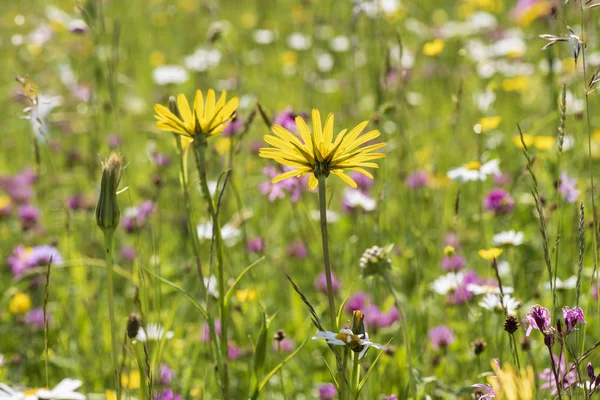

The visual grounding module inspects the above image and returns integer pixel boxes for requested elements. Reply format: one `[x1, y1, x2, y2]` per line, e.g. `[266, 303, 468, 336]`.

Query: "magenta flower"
[7, 246, 33, 277]
[247, 237, 264, 254]
[384, 395, 398, 400]
[223, 117, 243, 137]
[471, 383, 495, 399]
[24, 308, 48, 329]
[441, 254, 466, 271]
[444, 233, 461, 249]
[314, 272, 341, 294]
[120, 246, 137, 261]
[318, 383, 337, 400]
[484, 188, 514, 215]
[19, 205, 40, 230]
[562, 306, 585, 334]
[228, 343, 245, 360]
[524, 305, 552, 336]
[493, 172, 510, 186]
[107, 134, 121, 149]
[28, 245, 63, 267]
[559, 172, 580, 203]
[405, 170, 429, 189]
[159, 363, 174, 385]
[273, 338, 295, 353]
[154, 389, 182, 400]
[539, 353, 577, 395]
[287, 240, 308, 259]
[344, 292, 371, 314]
[201, 319, 222, 343]
[260, 166, 307, 202]
[429, 325, 455, 350]
[378, 307, 400, 328]
[122, 201, 155, 233]
[273, 108, 306, 134]
[350, 170, 374, 192]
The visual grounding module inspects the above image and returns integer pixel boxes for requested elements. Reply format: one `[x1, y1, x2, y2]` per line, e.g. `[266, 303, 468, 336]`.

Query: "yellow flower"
[259, 109, 387, 190]
[479, 248, 503, 260]
[150, 50, 166, 67]
[154, 89, 239, 143]
[235, 288, 257, 303]
[517, 1, 552, 27]
[105, 390, 117, 400]
[121, 370, 140, 389]
[444, 246, 455, 256]
[489, 361, 535, 400]
[513, 134, 534, 149]
[423, 39, 444, 56]
[478, 116, 501, 133]
[9, 292, 31, 314]
[533, 136, 555, 151]
[281, 51, 298, 66]
[0, 195, 11, 210]
[502, 76, 529, 92]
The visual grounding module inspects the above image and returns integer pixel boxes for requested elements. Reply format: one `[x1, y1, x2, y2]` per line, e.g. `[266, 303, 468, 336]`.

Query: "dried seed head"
[273, 329, 286, 342]
[95, 153, 122, 233]
[471, 339, 487, 356]
[126, 313, 141, 339]
[504, 315, 520, 334]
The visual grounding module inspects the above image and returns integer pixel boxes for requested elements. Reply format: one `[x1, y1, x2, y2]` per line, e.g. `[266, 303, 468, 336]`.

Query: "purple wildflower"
[524, 305, 552, 336]
[247, 237, 264, 254]
[287, 240, 308, 259]
[7, 246, 32, 277]
[471, 383, 496, 399]
[344, 292, 371, 314]
[405, 170, 429, 189]
[384, 396, 398, 400]
[223, 117, 243, 137]
[28, 245, 63, 267]
[559, 172, 580, 203]
[107, 134, 121, 149]
[154, 389, 182, 400]
[19, 205, 40, 230]
[493, 172, 510, 186]
[201, 319, 222, 343]
[444, 232, 461, 249]
[314, 272, 341, 294]
[562, 306, 585, 334]
[159, 363, 174, 385]
[273, 108, 305, 134]
[442, 254, 466, 271]
[350, 170, 374, 192]
[318, 383, 337, 400]
[260, 166, 307, 202]
[429, 325, 455, 350]
[484, 188, 515, 215]
[539, 353, 577, 395]
[24, 308, 47, 329]
[120, 246, 137, 261]
[273, 338, 294, 353]
[228, 343, 244, 360]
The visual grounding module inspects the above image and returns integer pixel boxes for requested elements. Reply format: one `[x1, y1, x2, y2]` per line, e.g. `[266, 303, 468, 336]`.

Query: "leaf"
[224, 256, 265, 307]
[250, 338, 308, 400]
[252, 311, 274, 388]
[355, 339, 393, 399]
[285, 273, 324, 331]
[337, 280, 357, 329]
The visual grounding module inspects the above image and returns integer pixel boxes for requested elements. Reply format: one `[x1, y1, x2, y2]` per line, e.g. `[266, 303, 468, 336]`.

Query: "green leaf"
[252, 311, 276, 392]
[337, 280, 356, 330]
[251, 337, 308, 400]
[355, 339, 392, 399]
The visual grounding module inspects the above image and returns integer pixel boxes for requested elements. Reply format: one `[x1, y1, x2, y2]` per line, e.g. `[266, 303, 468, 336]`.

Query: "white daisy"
[0, 378, 85, 399]
[431, 272, 464, 295]
[197, 222, 241, 245]
[309, 210, 340, 223]
[183, 48, 222, 72]
[479, 293, 521, 315]
[492, 230, 524, 246]
[152, 65, 189, 86]
[543, 276, 577, 290]
[287, 32, 312, 50]
[447, 159, 500, 182]
[467, 283, 514, 296]
[313, 329, 383, 359]
[343, 189, 376, 212]
[204, 275, 219, 298]
[136, 323, 174, 342]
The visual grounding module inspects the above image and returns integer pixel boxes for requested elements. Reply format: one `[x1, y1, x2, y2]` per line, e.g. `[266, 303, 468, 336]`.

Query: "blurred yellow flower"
[150, 51, 166, 67]
[235, 288, 257, 303]
[423, 39, 444, 56]
[292, 5, 308, 23]
[489, 362, 535, 400]
[178, 0, 199, 12]
[466, 161, 482, 170]
[240, 13, 257, 29]
[444, 246, 455, 256]
[502, 76, 529, 92]
[215, 138, 232, 156]
[517, 1, 552, 27]
[0, 195, 11, 210]
[154, 89, 239, 144]
[479, 248, 503, 260]
[9, 292, 31, 314]
[513, 134, 534, 149]
[282, 51, 298, 66]
[533, 136, 555, 151]
[478, 116, 501, 132]
[121, 370, 140, 389]
[105, 390, 117, 400]
[259, 109, 387, 190]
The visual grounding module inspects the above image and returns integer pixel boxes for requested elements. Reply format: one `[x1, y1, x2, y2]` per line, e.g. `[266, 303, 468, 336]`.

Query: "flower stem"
[317, 175, 337, 331]
[194, 139, 229, 400]
[133, 341, 149, 400]
[351, 352, 360, 397]
[104, 230, 121, 399]
[548, 344, 563, 400]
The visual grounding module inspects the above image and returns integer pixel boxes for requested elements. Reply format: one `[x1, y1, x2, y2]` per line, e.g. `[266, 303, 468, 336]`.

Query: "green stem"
[104, 230, 121, 399]
[351, 352, 360, 399]
[317, 175, 337, 331]
[133, 341, 149, 400]
[194, 139, 229, 400]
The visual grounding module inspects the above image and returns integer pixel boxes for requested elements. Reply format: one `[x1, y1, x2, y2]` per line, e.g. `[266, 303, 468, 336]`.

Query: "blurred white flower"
[287, 32, 312, 50]
[492, 230, 524, 246]
[474, 88, 496, 112]
[343, 189, 376, 211]
[152, 65, 189, 86]
[316, 52, 334, 72]
[544, 276, 577, 290]
[136, 323, 174, 342]
[479, 293, 521, 315]
[432, 272, 464, 295]
[0, 378, 85, 399]
[330, 36, 350, 52]
[447, 159, 500, 182]
[253, 29, 275, 44]
[467, 283, 514, 296]
[564, 90, 585, 115]
[204, 275, 219, 298]
[25, 95, 63, 140]
[197, 222, 241, 245]
[310, 210, 340, 223]
[184, 48, 221, 72]
[28, 24, 53, 46]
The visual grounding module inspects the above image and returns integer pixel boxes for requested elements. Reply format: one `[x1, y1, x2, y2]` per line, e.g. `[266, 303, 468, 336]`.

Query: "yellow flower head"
[423, 39, 444, 56]
[154, 89, 239, 142]
[489, 361, 535, 400]
[478, 116, 502, 133]
[533, 136, 555, 151]
[513, 134, 534, 149]
[121, 370, 141, 389]
[517, 1, 552, 27]
[9, 292, 32, 314]
[502, 76, 530, 92]
[259, 109, 386, 190]
[479, 248, 503, 260]
[235, 288, 257, 303]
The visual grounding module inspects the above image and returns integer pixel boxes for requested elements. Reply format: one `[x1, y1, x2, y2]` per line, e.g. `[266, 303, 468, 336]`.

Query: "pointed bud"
[95, 152, 122, 233]
[588, 362, 595, 381]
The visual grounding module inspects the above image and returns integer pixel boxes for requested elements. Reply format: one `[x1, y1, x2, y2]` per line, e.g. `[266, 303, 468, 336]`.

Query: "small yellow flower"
[444, 246, 455, 256]
[478, 116, 502, 133]
[479, 248, 503, 260]
[9, 292, 31, 314]
[489, 361, 535, 400]
[150, 50, 166, 67]
[423, 39, 444, 56]
[259, 109, 387, 190]
[513, 134, 534, 149]
[517, 1, 552, 27]
[235, 288, 257, 303]
[502, 76, 530, 92]
[533, 136, 555, 151]
[154, 89, 239, 143]
[240, 13, 257, 28]
[281, 51, 298, 66]
[105, 390, 117, 400]
[121, 370, 141, 389]
[0, 195, 12, 210]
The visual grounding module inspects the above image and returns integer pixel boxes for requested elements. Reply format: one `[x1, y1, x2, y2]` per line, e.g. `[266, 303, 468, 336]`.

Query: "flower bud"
[360, 245, 393, 278]
[95, 153, 122, 233]
[588, 362, 595, 381]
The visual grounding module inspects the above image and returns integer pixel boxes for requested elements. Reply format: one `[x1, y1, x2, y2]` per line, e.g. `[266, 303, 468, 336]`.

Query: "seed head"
[127, 313, 141, 339]
[471, 339, 487, 356]
[504, 315, 520, 334]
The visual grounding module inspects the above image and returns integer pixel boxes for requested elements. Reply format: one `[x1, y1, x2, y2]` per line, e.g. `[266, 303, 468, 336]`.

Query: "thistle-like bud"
[503, 315, 520, 334]
[360, 244, 393, 277]
[126, 313, 141, 339]
[471, 339, 487, 356]
[95, 152, 122, 233]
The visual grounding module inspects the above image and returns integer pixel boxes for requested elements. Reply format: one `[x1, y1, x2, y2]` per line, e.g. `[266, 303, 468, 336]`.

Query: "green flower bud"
[95, 152, 122, 233]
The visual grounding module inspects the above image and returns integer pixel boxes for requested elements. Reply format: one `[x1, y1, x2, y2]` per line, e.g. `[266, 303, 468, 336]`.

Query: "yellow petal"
[308, 174, 318, 190]
[272, 169, 303, 183]
[311, 109, 323, 151]
[177, 94, 193, 126]
[205, 89, 216, 120]
[295, 116, 313, 147]
[323, 113, 335, 152]
[194, 90, 205, 120]
[331, 170, 357, 188]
